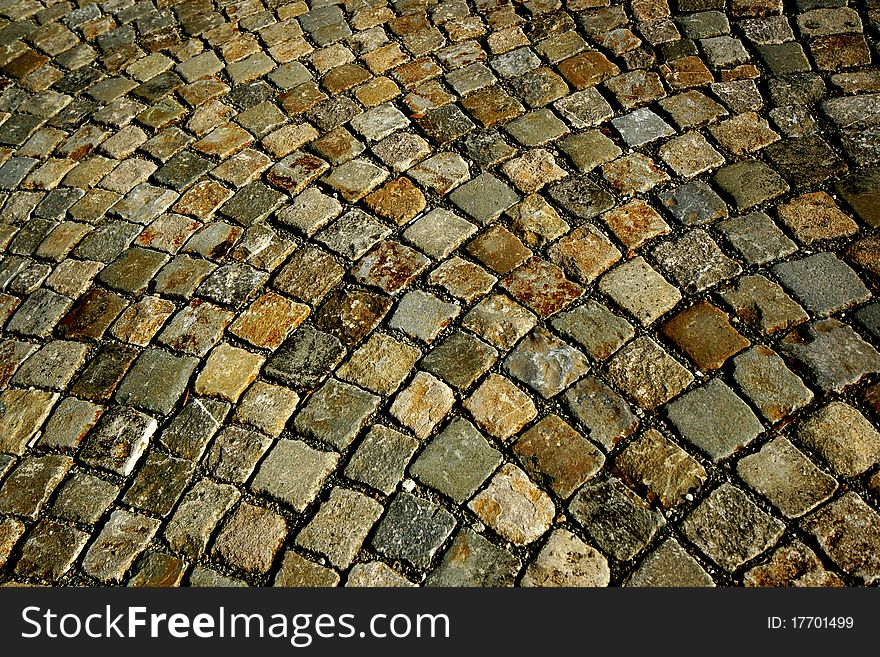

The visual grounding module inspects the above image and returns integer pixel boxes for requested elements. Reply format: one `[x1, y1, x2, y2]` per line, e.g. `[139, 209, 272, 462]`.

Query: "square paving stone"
[612, 107, 674, 147]
[461, 85, 525, 128]
[625, 538, 715, 587]
[662, 301, 749, 371]
[371, 492, 456, 569]
[277, 188, 342, 238]
[513, 414, 605, 500]
[548, 224, 620, 285]
[659, 132, 725, 178]
[467, 225, 532, 275]
[70, 344, 139, 402]
[122, 450, 195, 517]
[605, 154, 671, 197]
[407, 152, 471, 195]
[501, 257, 583, 318]
[616, 428, 708, 509]
[351, 241, 430, 295]
[213, 503, 287, 575]
[522, 529, 611, 587]
[195, 262, 268, 309]
[39, 397, 104, 452]
[772, 253, 871, 317]
[743, 539, 844, 588]
[599, 256, 681, 326]
[337, 332, 421, 396]
[79, 405, 157, 476]
[606, 336, 694, 411]
[600, 199, 670, 250]
[652, 229, 741, 294]
[294, 378, 380, 450]
[316, 209, 391, 261]
[389, 371, 455, 440]
[470, 463, 555, 546]
[6, 288, 72, 337]
[229, 292, 310, 351]
[0, 454, 72, 519]
[13, 518, 88, 581]
[557, 50, 619, 89]
[11, 340, 89, 390]
[504, 327, 589, 399]
[273, 550, 340, 588]
[344, 424, 418, 496]
[414, 103, 475, 146]
[551, 301, 634, 362]
[388, 291, 460, 344]
[732, 346, 813, 424]
[714, 160, 789, 209]
[657, 180, 728, 227]
[665, 378, 764, 461]
[835, 166, 880, 228]
[796, 402, 880, 477]
[684, 483, 785, 572]
[114, 348, 198, 416]
[251, 438, 338, 511]
[421, 330, 498, 392]
[322, 158, 389, 202]
[158, 300, 234, 357]
[716, 212, 796, 265]
[153, 150, 213, 190]
[159, 397, 230, 461]
[372, 132, 431, 173]
[97, 247, 169, 295]
[403, 209, 476, 260]
[718, 274, 808, 335]
[569, 477, 666, 561]
[501, 148, 568, 194]
[427, 528, 521, 587]
[296, 487, 384, 569]
[563, 375, 639, 450]
[504, 108, 569, 147]
[776, 191, 858, 245]
[364, 178, 426, 226]
[463, 374, 537, 442]
[264, 324, 345, 391]
[548, 174, 616, 220]
[429, 257, 497, 303]
[164, 478, 240, 558]
[737, 437, 837, 518]
[449, 173, 520, 225]
[51, 472, 119, 525]
[314, 288, 392, 348]
[779, 319, 880, 394]
[554, 87, 614, 128]
[195, 343, 264, 403]
[506, 194, 570, 247]
[273, 247, 344, 305]
[82, 510, 161, 583]
[410, 417, 502, 503]
[801, 492, 880, 585]
[0, 517, 25, 569]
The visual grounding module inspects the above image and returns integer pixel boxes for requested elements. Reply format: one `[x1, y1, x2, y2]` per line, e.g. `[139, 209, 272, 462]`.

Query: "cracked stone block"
[801, 493, 880, 585]
[662, 301, 749, 371]
[569, 477, 665, 561]
[607, 336, 693, 410]
[522, 529, 610, 587]
[666, 378, 764, 461]
[295, 378, 379, 449]
[732, 346, 813, 423]
[744, 540, 844, 587]
[779, 319, 880, 393]
[773, 253, 870, 317]
[626, 538, 715, 587]
[371, 492, 456, 569]
[81, 510, 161, 584]
[296, 488, 384, 569]
[160, 397, 229, 461]
[213, 503, 287, 575]
[470, 464, 554, 546]
[737, 437, 837, 518]
[796, 402, 880, 477]
[80, 406, 156, 476]
[599, 256, 681, 326]
[683, 483, 784, 572]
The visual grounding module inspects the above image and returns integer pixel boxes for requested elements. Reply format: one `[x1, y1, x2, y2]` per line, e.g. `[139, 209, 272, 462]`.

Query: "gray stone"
[0, 454, 72, 519]
[551, 301, 634, 361]
[80, 406, 156, 476]
[657, 181, 728, 226]
[732, 346, 813, 424]
[294, 378, 379, 450]
[371, 492, 457, 569]
[607, 336, 694, 410]
[626, 539, 714, 587]
[264, 324, 345, 391]
[296, 488, 383, 568]
[717, 212, 797, 265]
[651, 229, 741, 293]
[665, 378, 764, 461]
[612, 108, 674, 147]
[564, 375, 638, 450]
[345, 425, 418, 496]
[205, 425, 272, 484]
[160, 397, 230, 461]
[797, 402, 880, 477]
[504, 327, 589, 399]
[252, 439, 339, 511]
[427, 529, 521, 586]
[522, 529, 610, 587]
[421, 330, 498, 391]
[569, 477, 666, 561]
[213, 503, 287, 574]
[449, 173, 520, 224]
[82, 510, 161, 583]
[51, 472, 119, 524]
[599, 257, 681, 326]
[164, 478, 240, 558]
[737, 437, 838, 518]
[115, 348, 198, 416]
[122, 451, 194, 517]
[410, 418, 502, 503]
[773, 253, 871, 317]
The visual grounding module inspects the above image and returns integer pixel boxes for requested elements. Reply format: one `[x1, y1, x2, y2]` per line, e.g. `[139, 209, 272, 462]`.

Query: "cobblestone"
[0, 0, 876, 590]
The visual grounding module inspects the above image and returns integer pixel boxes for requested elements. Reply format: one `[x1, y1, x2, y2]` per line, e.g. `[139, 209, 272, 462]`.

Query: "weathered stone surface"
[626, 539, 715, 587]
[796, 402, 880, 477]
[371, 492, 456, 569]
[469, 464, 555, 546]
[802, 493, 880, 584]
[427, 529, 521, 586]
[296, 488, 383, 569]
[213, 503, 287, 575]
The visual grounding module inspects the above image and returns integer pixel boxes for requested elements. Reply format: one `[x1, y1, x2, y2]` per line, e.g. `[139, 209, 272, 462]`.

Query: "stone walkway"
[0, 0, 879, 588]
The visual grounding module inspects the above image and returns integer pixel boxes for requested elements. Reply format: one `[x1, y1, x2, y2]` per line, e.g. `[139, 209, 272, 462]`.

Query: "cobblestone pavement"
[0, 0, 879, 588]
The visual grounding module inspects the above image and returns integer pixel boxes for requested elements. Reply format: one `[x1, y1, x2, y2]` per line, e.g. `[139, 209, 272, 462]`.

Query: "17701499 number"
[767, 617, 854, 629]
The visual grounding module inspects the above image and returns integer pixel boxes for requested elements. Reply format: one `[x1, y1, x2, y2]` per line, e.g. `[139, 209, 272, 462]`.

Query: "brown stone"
[464, 374, 537, 441]
[777, 191, 858, 245]
[548, 224, 621, 284]
[461, 86, 525, 127]
[663, 301, 750, 371]
[230, 291, 310, 350]
[500, 256, 583, 318]
[601, 199, 670, 250]
[363, 177, 426, 225]
[557, 51, 619, 89]
[466, 225, 532, 275]
[660, 56, 714, 90]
